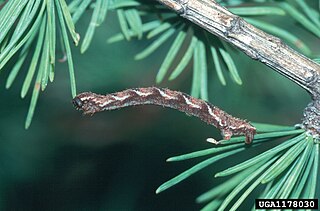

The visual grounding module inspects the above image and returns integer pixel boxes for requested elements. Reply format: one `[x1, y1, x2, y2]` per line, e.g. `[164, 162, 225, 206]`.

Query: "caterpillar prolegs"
[72, 87, 256, 144]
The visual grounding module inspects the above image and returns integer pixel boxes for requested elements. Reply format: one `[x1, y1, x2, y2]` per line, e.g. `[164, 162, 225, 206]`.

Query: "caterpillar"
[72, 87, 256, 144]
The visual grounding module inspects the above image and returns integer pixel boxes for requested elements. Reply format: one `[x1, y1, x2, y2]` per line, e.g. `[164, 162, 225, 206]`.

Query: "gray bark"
[156, 0, 320, 100]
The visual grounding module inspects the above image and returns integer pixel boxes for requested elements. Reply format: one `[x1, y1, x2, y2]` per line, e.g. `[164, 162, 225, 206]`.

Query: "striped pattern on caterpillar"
[72, 87, 256, 144]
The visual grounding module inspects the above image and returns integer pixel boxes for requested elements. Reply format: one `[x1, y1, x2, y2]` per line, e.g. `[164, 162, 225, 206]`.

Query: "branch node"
[226, 17, 244, 36]
[180, 0, 189, 16]
[302, 100, 320, 140]
[307, 76, 320, 100]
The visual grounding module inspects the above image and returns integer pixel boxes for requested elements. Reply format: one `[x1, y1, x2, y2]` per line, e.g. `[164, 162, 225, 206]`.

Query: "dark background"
[0, 9, 318, 210]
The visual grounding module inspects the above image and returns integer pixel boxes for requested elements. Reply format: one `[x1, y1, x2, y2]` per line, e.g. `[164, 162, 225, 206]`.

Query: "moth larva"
[72, 87, 256, 144]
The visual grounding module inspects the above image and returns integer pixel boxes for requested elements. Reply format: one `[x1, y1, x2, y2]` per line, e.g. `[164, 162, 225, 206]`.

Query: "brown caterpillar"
[72, 87, 256, 144]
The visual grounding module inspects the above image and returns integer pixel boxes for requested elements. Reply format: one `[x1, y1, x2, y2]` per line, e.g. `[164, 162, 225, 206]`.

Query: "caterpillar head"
[72, 92, 104, 115]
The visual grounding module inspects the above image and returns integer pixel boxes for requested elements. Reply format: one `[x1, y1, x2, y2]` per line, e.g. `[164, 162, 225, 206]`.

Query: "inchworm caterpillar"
[72, 87, 256, 144]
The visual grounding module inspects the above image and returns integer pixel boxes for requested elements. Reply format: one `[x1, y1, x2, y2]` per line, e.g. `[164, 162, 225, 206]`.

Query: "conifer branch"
[156, 0, 320, 100]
